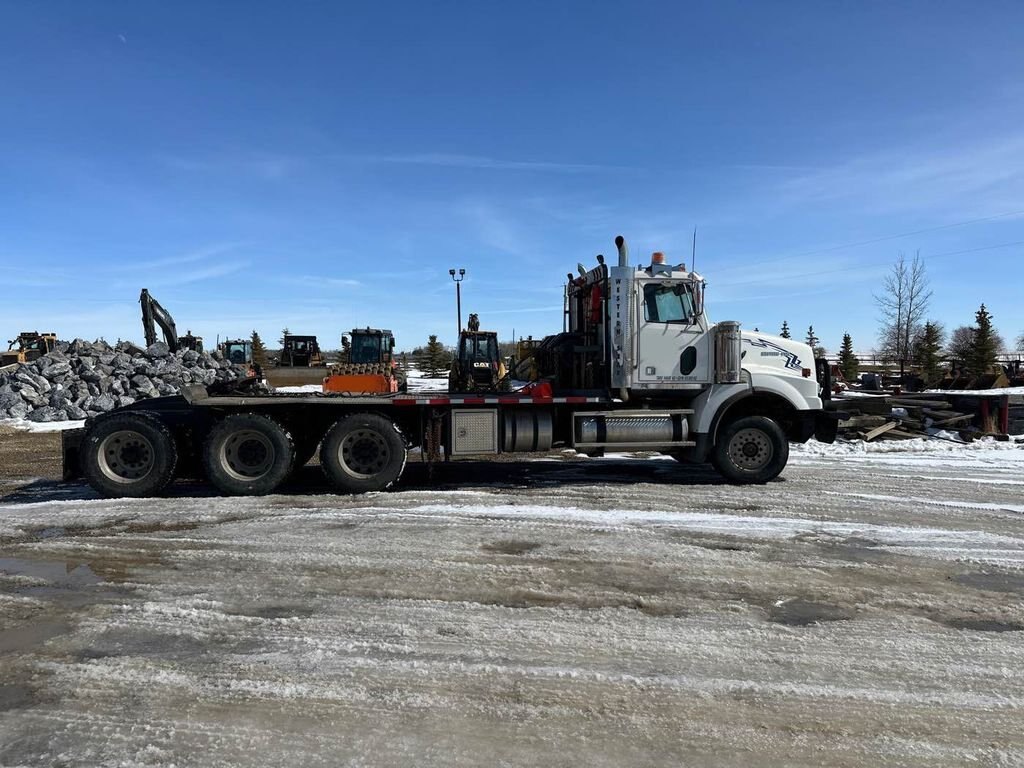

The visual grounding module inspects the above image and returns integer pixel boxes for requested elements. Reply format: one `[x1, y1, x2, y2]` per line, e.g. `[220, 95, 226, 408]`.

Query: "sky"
[2, 0, 1024, 354]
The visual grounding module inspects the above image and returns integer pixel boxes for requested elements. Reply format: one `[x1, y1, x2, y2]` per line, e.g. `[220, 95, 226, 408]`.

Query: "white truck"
[63, 235, 837, 497]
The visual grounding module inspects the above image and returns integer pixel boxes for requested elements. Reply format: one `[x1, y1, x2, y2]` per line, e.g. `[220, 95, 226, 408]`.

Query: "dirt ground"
[0, 427, 61, 495]
[1, 430, 1023, 766]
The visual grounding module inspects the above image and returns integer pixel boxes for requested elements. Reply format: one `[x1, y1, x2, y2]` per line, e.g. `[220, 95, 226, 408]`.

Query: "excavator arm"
[139, 289, 180, 352]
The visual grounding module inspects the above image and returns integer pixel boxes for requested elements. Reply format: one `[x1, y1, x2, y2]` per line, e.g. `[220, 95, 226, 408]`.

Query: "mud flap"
[815, 357, 832, 401]
[814, 414, 839, 444]
[61, 428, 85, 481]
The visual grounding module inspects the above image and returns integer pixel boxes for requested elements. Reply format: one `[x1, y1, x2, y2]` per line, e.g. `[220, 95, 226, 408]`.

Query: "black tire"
[712, 415, 789, 484]
[82, 412, 177, 498]
[320, 413, 407, 493]
[203, 413, 294, 496]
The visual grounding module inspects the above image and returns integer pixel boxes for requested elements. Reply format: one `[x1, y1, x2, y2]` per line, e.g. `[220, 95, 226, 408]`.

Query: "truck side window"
[643, 284, 694, 324]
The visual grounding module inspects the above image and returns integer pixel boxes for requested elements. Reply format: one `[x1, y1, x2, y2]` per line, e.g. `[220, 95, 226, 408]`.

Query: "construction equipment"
[323, 328, 406, 394]
[263, 334, 327, 388]
[1, 331, 58, 367]
[449, 327, 509, 393]
[277, 335, 323, 368]
[139, 289, 203, 353]
[66, 233, 839, 498]
[219, 339, 263, 380]
[512, 335, 542, 382]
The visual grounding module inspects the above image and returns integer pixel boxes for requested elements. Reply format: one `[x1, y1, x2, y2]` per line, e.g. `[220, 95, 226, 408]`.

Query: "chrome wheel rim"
[220, 429, 275, 481]
[98, 430, 155, 484]
[338, 429, 389, 478]
[728, 427, 773, 471]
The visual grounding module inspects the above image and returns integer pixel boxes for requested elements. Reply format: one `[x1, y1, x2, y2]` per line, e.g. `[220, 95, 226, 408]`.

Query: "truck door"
[635, 278, 710, 386]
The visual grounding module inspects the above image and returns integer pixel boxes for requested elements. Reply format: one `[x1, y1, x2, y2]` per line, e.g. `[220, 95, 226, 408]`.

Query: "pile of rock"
[0, 339, 249, 422]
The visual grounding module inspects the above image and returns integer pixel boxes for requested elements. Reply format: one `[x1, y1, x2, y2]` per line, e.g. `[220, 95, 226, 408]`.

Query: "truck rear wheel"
[203, 413, 294, 495]
[320, 413, 407, 493]
[82, 412, 177, 498]
[712, 415, 788, 484]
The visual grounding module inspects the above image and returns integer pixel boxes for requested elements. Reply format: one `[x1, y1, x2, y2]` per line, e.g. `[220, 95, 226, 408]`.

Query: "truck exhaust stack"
[615, 235, 628, 267]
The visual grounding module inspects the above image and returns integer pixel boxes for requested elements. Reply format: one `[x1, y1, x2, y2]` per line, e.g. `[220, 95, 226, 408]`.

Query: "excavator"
[1, 331, 58, 368]
[139, 289, 203, 353]
[323, 327, 407, 394]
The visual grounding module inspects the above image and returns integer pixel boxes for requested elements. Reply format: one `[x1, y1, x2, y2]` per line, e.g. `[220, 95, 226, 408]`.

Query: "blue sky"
[2, 1, 1023, 353]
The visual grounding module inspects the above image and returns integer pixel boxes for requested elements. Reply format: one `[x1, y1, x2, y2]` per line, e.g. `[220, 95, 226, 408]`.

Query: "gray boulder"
[147, 341, 171, 358]
[92, 393, 117, 412]
[27, 406, 62, 422]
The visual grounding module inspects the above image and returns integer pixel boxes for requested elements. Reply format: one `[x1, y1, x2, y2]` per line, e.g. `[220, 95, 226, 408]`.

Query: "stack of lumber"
[834, 392, 983, 442]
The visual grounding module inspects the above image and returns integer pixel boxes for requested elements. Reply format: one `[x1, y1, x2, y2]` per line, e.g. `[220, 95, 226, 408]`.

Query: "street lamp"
[448, 268, 465, 335]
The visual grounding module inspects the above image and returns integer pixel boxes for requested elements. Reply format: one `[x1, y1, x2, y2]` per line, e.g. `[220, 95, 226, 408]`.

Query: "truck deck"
[179, 383, 609, 409]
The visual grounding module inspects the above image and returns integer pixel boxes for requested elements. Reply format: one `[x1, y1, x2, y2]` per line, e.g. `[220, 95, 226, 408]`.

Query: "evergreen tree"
[805, 325, 819, 349]
[250, 330, 269, 368]
[838, 333, 859, 382]
[279, 327, 291, 346]
[779, 320, 791, 339]
[422, 335, 451, 377]
[913, 321, 944, 384]
[967, 304, 998, 375]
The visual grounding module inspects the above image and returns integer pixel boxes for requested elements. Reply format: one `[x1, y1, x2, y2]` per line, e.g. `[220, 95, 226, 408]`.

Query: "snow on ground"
[2, 443, 1024, 765]
[0, 418, 85, 433]
[926, 386, 1024, 397]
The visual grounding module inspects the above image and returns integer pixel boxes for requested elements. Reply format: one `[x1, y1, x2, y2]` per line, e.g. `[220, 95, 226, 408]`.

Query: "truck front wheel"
[82, 412, 178, 498]
[320, 413, 407, 493]
[203, 413, 294, 495]
[712, 415, 789, 484]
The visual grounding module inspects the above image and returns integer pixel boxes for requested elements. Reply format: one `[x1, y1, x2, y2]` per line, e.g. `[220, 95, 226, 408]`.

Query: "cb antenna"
[691, 227, 697, 273]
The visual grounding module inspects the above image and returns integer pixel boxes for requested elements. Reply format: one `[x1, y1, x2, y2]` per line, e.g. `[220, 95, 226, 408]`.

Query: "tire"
[320, 413, 407, 493]
[82, 412, 177, 498]
[712, 415, 789, 484]
[203, 413, 294, 495]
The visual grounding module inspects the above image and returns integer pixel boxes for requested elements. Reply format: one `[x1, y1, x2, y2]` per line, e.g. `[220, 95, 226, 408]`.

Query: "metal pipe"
[615, 235, 629, 267]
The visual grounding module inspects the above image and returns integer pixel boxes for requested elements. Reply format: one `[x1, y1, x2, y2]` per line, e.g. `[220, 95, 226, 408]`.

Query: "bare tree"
[874, 251, 932, 377]
[1017, 331, 1024, 352]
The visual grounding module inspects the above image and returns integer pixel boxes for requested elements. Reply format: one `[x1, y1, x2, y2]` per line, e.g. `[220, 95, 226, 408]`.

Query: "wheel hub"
[221, 430, 275, 480]
[728, 427, 773, 471]
[98, 430, 155, 484]
[340, 429, 389, 477]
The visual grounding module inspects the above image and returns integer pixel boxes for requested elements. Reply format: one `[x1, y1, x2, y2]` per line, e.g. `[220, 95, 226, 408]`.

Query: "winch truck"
[64, 235, 836, 498]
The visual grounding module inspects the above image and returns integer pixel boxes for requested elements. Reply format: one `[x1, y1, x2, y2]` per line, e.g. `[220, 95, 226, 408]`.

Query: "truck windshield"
[350, 335, 382, 364]
[643, 283, 696, 324]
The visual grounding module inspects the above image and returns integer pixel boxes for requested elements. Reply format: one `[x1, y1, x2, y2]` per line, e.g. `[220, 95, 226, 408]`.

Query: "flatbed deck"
[185, 384, 609, 408]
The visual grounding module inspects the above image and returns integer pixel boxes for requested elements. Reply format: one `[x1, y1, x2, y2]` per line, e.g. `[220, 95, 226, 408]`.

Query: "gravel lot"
[1, 433, 1023, 767]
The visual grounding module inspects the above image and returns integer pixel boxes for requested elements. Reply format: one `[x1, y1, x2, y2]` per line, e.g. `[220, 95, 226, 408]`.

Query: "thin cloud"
[110, 243, 244, 272]
[349, 152, 623, 173]
[278, 275, 363, 288]
[128, 260, 251, 288]
[777, 134, 1024, 216]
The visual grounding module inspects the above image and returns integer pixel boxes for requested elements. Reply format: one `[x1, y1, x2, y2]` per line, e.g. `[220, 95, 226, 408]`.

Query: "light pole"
[448, 268, 465, 336]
